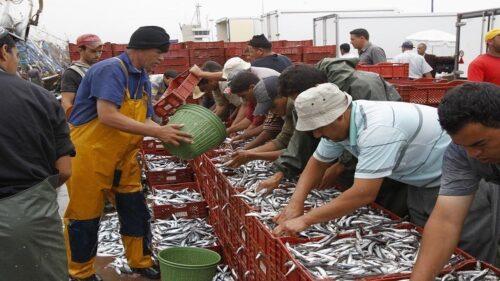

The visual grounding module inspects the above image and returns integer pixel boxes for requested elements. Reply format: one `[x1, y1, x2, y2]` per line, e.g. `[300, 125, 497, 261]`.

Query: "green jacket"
[274, 57, 401, 179]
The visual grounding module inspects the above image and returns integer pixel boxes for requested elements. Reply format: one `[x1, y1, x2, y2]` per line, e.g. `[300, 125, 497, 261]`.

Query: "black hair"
[340, 43, 350, 53]
[201, 60, 223, 72]
[0, 34, 17, 54]
[163, 70, 178, 79]
[248, 34, 272, 50]
[438, 82, 500, 134]
[198, 61, 223, 85]
[350, 28, 369, 40]
[229, 71, 260, 94]
[278, 64, 328, 97]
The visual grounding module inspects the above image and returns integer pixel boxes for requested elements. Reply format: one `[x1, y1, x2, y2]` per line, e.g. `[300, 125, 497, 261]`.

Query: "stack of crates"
[302, 45, 336, 64]
[187, 41, 226, 67]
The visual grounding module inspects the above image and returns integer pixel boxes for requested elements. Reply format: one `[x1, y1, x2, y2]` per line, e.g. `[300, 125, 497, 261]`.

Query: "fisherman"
[339, 43, 357, 58]
[61, 34, 103, 117]
[411, 83, 500, 280]
[272, 83, 493, 263]
[226, 72, 279, 146]
[65, 26, 192, 281]
[392, 41, 433, 79]
[350, 28, 387, 65]
[247, 34, 292, 73]
[467, 28, 500, 85]
[156, 69, 178, 97]
[0, 27, 74, 281]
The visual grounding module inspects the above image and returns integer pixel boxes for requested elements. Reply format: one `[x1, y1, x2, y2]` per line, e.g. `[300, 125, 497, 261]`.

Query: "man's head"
[485, 28, 500, 55]
[417, 43, 427, 56]
[0, 27, 20, 74]
[162, 70, 178, 87]
[438, 82, 500, 163]
[229, 71, 260, 103]
[278, 64, 328, 100]
[253, 76, 279, 116]
[127, 26, 170, 72]
[295, 83, 352, 142]
[350, 28, 369, 50]
[401, 41, 414, 52]
[247, 34, 272, 61]
[76, 34, 103, 65]
[340, 43, 350, 55]
[198, 60, 223, 93]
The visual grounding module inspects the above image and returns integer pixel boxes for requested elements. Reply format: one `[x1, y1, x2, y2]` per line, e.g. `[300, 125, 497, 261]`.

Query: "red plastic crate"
[161, 57, 190, 66]
[102, 42, 112, 52]
[145, 168, 195, 186]
[225, 48, 245, 59]
[273, 47, 303, 63]
[185, 41, 225, 49]
[282, 40, 314, 47]
[395, 80, 467, 106]
[151, 181, 199, 193]
[303, 45, 336, 64]
[224, 42, 249, 49]
[152, 200, 208, 219]
[356, 63, 409, 79]
[169, 42, 186, 50]
[189, 48, 226, 58]
[164, 49, 190, 58]
[153, 65, 189, 75]
[98, 51, 113, 61]
[153, 70, 201, 117]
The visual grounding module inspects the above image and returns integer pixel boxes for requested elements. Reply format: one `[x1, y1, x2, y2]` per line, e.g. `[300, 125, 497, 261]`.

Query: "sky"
[32, 0, 500, 43]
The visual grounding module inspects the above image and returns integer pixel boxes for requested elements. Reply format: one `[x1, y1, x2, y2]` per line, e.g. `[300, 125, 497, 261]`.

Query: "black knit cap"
[128, 26, 170, 52]
[248, 34, 272, 49]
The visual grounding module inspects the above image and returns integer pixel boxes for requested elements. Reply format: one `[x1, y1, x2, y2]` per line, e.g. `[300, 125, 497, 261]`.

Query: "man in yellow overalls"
[65, 26, 192, 281]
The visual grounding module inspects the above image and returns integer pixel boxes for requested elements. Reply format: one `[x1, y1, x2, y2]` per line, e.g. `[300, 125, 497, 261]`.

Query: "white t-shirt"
[392, 50, 433, 79]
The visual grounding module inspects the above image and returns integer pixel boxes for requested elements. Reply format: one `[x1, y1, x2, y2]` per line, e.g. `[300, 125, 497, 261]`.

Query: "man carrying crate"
[65, 26, 192, 281]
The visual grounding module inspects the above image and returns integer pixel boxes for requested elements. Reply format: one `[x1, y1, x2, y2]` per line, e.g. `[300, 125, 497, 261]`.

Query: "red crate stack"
[189, 48, 226, 67]
[99, 42, 113, 61]
[303, 45, 336, 64]
[281, 40, 313, 47]
[154, 49, 190, 75]
[224, 48, 245, 60]
[169, 42, 186, 50]
[356, 62, 409, 79]
[272, 46, 303, 63]
[391, 79, 467, 107]
[224, 42, 249, 49]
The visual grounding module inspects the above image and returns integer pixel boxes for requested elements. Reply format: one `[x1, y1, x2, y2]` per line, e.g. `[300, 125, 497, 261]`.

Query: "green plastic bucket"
[158, 247, 221, 281]
[164, 104, 226, 160]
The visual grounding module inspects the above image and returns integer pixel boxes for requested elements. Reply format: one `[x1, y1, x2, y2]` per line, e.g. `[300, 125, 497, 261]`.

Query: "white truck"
[216, 17, 262, 42]
[313, 12, 457, 60]
[260, 9, 397, 41]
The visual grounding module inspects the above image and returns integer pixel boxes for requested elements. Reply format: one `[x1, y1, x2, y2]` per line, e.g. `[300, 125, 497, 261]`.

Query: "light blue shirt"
[313, 100, 451, 187]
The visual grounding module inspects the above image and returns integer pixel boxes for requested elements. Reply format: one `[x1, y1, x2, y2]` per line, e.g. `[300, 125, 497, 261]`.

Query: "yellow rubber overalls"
[64, 58, 153, 279]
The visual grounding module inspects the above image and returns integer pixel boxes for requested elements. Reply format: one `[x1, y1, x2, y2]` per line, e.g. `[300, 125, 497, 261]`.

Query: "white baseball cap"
[295, 83, 352, 131]
[222, 57, 251, 80]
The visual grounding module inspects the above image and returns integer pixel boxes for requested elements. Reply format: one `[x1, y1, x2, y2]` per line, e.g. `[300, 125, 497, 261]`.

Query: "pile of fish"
[212, 265, 237, 281]
[144, 155, 189, 171]
[218, 160, 275, 187]
[286, 228, 466, 280]
[152, 216, 218, 253]
[98, 213, 124, 257]
[435, 261, 499, 280]
[247, 205, 401, 238]
[149, 188, 203, 205]
[237, 183, 340, 211]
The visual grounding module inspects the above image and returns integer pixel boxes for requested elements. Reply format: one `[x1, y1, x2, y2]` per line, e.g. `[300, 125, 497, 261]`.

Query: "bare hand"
[273, 201, 304, 225]
[189, 65, 202, 76]
[155, 124, 193, 146]
[257, 172, 284, 194]
[273, 216, 309, 237]
[226, 150, 252, 168]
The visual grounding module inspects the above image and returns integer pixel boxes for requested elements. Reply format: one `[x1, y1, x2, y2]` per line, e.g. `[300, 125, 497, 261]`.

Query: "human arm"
[97, 100, 192, 146]
[318, 162, 345, 189]
[272, 156, 333, 225]
[55, 155, 72, 187]
[410, 195, 474, 281]
[250, 140, 281, 153]
[372, 47, 387, 64]
[190, 65, 223, 80]
[226, 149, 283, 168]
[273, 177, 383, 236]
[60, 69, 81, 114]
[244, 130, 274, 150]
[243, 124, 263, 138]
[422, 59, 433, 79]
[61, 92, 75, 113]
[226, 117, 251, 135]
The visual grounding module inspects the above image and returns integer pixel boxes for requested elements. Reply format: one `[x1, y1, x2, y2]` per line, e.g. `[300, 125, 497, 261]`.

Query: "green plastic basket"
[158, 247, 221, 281]
[164, 104, 226, 160]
